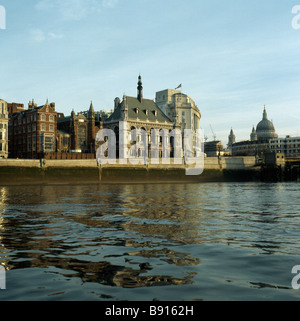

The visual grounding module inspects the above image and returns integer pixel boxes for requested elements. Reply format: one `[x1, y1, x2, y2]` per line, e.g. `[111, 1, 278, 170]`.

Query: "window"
[45, 136, 54, 151]
[41, 124, 46, 131]
[49, 115, 54, 122]
[49, 124, 54, 132]
[40, 134, 55, 152]
[32, 134, 36, 152]
[41, 114, 46, 121]
[27, 136, 32, 152]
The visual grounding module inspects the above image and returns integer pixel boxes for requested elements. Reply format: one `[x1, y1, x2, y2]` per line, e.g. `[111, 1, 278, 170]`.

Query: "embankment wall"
[0, 157, 258, 185]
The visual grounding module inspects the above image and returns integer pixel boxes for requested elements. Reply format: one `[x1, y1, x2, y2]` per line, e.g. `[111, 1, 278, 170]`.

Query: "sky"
[0, 0, 300, 145]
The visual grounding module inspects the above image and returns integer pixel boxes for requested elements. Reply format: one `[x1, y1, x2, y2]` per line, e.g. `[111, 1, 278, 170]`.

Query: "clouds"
[30, 29, 64, 42]
[35, 0, 118, 21]
[31, 0, 119, 43]
[2, 0, 299, 145]
[31, 0, 118, 43]
[102, 0, 118, 9]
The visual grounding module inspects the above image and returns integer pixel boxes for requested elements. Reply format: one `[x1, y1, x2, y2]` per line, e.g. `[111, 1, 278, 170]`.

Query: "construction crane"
[210, 124, 217, 141]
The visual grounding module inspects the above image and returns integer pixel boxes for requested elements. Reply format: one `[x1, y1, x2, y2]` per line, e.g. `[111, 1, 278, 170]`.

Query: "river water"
[0, 182, 299, 301]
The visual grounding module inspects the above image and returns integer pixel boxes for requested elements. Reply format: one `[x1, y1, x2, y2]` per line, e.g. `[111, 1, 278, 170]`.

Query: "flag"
[175, 84, 182, 90]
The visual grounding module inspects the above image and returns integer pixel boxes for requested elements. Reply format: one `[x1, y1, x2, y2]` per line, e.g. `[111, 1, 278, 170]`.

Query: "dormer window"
[144, 109, 148, 116]
[153, 110, 158, 117]
[136, 108, 139, 114]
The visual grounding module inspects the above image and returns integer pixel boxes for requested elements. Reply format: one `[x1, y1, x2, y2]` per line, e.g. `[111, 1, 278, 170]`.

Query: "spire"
[263, 105, 268, 120]
[251, 125, 258, 141]
[88, 101, 95, 119]
[228, 128, 236, 147]
[90, 101, 94, 112]
[137, 74, 143, 103]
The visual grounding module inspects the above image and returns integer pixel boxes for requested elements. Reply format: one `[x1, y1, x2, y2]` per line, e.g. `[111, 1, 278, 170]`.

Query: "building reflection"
[0, 184, 201, 289]
[0, 187, 8, 272]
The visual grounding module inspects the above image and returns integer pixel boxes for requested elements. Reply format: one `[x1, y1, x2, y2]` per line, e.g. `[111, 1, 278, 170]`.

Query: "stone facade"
[231, 106, 279, 156]
[155, 89, 201, 131]
[155, 88, 201, 155]
[269, 136, 300, 158]
[102, 76, 179, 161]
[0, 99, 8, 158]
[204, 140, 224, 157]
[227, 128, 236, 153]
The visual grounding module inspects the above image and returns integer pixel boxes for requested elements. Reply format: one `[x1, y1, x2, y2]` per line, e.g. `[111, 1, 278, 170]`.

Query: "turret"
[88, 101, 95, 119]
[137, 75, 143, 103]
[250, 126, 258, 141]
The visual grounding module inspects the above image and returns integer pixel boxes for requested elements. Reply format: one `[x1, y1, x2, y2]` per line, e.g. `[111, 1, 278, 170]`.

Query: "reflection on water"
[0, 183, 300, 300]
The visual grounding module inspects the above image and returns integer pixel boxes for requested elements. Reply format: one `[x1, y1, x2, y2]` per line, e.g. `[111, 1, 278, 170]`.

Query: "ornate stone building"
[155, 88, 201, 156]
[155, 89, 201, 132]
[231, 106, 279, 156]
[0, 99, 8, 158]
[102, 76, 179, 161]
[227, 128, 236, 153]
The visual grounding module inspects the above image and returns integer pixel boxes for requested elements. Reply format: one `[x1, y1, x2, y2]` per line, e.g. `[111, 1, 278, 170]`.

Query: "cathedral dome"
[256, 106, 278, 141]
[256, 119, 275, 132]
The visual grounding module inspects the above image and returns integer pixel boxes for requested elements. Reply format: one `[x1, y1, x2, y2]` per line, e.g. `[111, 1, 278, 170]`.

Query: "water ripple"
[0, 183, 299, 300]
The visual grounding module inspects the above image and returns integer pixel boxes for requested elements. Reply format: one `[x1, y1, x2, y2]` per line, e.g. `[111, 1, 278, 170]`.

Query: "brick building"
[57, 102, 99, 154]
[7, 102, 25, 114]
[8, 99, 57, 159]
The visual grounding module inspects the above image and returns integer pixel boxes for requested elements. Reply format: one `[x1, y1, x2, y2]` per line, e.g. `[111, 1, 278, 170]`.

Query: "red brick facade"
[8, 100, 57, 159]
[7, 102, 25, 115]
[8, 99, 100, 159]
[57, 103, 98, 154]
